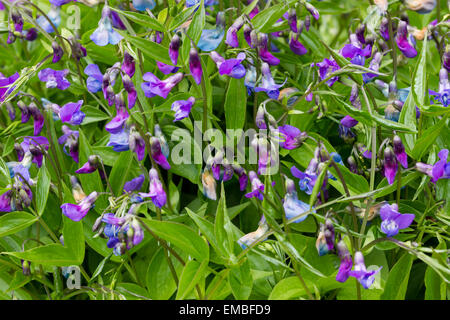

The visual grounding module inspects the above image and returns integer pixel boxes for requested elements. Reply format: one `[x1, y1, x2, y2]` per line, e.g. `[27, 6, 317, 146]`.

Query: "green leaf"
[146, 247, 181, 299]
[141, 219, 209, 262]
[224, 77, 247, 130]
[214, 184, 236, 260]
[252, 3, 288, 33]
[62, 215, 85, 264]
[4, 244, 80, 266]
[36, 163, 50, 216]
[380, 252, 414, 300]
[80, 106, 110, 125]
[118, 31, 173, 65]
[176, 259, 208, 300]
[228, 258, 253, 300]
[110, 8, 165, 31]
[411, 113, 449, 160]
[424, 241, 447, 300]
[169, 4, 199, 31]
[109, 151, 135, 196]
[310, 161, 329, 208]
[0, 211, 37, 238]
[187, 0, 205, 45]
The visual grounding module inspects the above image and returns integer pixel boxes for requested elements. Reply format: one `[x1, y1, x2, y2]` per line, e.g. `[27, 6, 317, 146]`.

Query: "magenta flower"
[171, 97, 195, 121]
[139, 168, 166, 208]
[225, 17, 244, 47]
[393, 135, 408, 169]
[336, 240, 353, 283]
[75, 155, 100, 174]
[128, 128, 146, 161]
[169, 34, 181, 66]
[156, 61, 179, 75]
[277, 124, 307, 150]
[316, 58, 340, 87]
[349, 252, 382, 289]
[380, 203, 415, 237]
[289, 35, 307, 56]
[38, 68, 71, 90]
[141, 72, 183, 99]
[383, 147, 398, 185]
[58, 125, 79, 163]
[121, 51, 135, 78]
[150, 136, 170, 170]
[257, 33, 280, 66]
[395, 21, 417, 58]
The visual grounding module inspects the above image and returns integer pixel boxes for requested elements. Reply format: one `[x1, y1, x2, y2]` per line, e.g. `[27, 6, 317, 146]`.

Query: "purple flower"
[84, 64, 103, 93]
[277, 124, 307, 150]
[316, 219, 335, 256]
[121, 51, 135, 78]
[283, 178, 312, 223]
[393, 135, 408, 169]
[132, 0, 156, 11]
[58, 125, 79, 163]
[198, 12, 225, 52]
[128, 128, 146, 161]
[254, 63, 286, 99]
[75, 155, 100, 174]
[291, 159, 318, 195]
[141, 72, 183, 99]
[90, 6, 123, 46]
[38, 68, 71, 90]
[316, 58, 340, 87]
[0, 72, 19, 102]
[59, 100, 85, 125]
[349, 252, 382, 289]
[417, 149, 450, 183]
[52, 41, 63, 63]
[225, 17, 244, 48]
[122, 74, 137, 108]
[169, 34, 181, 66]
[0, 190, 12, 212]
[245, 171, 264, 201]
[49, 0, 74, 6]
[124, 175, 145, 193]
[363, 52, 383, 83]
[305, 2, 319, 20]
[257, 33, 280, 66]
[189, 47, 203, 85]
[383, 147, 398, 185]
[139, 168, 166, 208]
[171, 97, 195, 121]
[289, 35, 308, 56]
[20, 136, 49, 167]
[336, 240, 353, 283]
[28, 103, 44, 135]
[340, 115, 358, 128]
[380, 203, 415, 237]
[341, 34, 372, 65]
[429, 68, 450, 107]
[150, 136, 170, 170]
[111, 11, 126, 30]
[61, 191, 98, 222]
[357, 143, 372, 159]
[156, 61, 179, 75]
[105, 106, 129, 134]
[210, 51, 246, 79]
[443, 49, 450, 72]
[380, 17, 390, 41]
[232, 164, 248, 191]
[396, 21, 417, 58]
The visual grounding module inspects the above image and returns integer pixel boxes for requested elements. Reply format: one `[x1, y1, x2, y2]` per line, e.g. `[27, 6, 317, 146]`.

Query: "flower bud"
[189, 46, 202, 85]
[305, 2, 319, 20]
[169, 34, 181, 66]
[25, 28, 38, 41]
[22, 260, 31, 276]
[122, 51, 135, 78]
[52, 41, 63, 63]
[347, 156, 358, 174]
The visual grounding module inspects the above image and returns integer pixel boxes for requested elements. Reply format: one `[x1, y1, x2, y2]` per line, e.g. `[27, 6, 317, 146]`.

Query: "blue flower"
[84, 64, 104, 93]
[36, 7, 60, 33]
[283, 178, 313, 223]
[132, 0, 156, 11]
[197, 12, 225, 52]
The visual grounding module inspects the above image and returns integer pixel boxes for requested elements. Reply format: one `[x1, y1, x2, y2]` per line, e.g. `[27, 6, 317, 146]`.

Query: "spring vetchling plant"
[0, 0, 449, 300]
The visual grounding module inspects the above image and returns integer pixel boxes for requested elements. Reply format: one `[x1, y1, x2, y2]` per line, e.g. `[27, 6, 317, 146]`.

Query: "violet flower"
[395, 21, 417, 58]
[84, 64, 104, 93]
[108, 128, 130, 152]
[393, 135, 408, 169]
[52, 41, 63, 63]
[383, 147, 398, 185]
[169, 34, 181, 66]
[38, 68, 71, 90]
[141, 72, 183, 98]
[20, 136, 50, 167]
[232, 164, 248, 191]
[59, 100, 85, 125]
[245, 171, 264, 201]
[379, 203, 414, 237]
[291, 159, 318, 195]
[225, 17, 244, 48]
[171, 97, 195, 121]
[341, 33, 372, 66]
[380, 17, 390, 41]
[49, 0, 74, 6]
[257, 33, 280, 66]
[139, 168, 166, 208]
[90, 6, 123, 46]
[122, 74, 137, 108]
[349, 252, 382, 289]
[189, 47, 203, 85]
[210, 51, 246, 79]
[254, 63, 286, 99]
[276, 124, 307, 150]
[363, 52, 383, 83]
[121, 51, 135, 78]
[128, 127, 146, 161]
[244, 63, 257, 95]
[156, 61, 179, 75]
[316, 58, 340, 87]
[0, 72, 20, 102]
[289, 34, 308, 56]
[416, 149, 449, 183]
[61, 191, 98, 222]
[340, 115, 358, 128]
[105, 106, 129, 134]
[336, 240, 353, 283]
[283, 177, 313, 223]
[28, 103, 44, 135]
[198, 12, 225, 52]
[429, 68, 449, 107]
[58, 125, 79, 163]
[75, 155, 100, 174]
[150, 136, 171, 170]
[124, 175, 145, 193]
